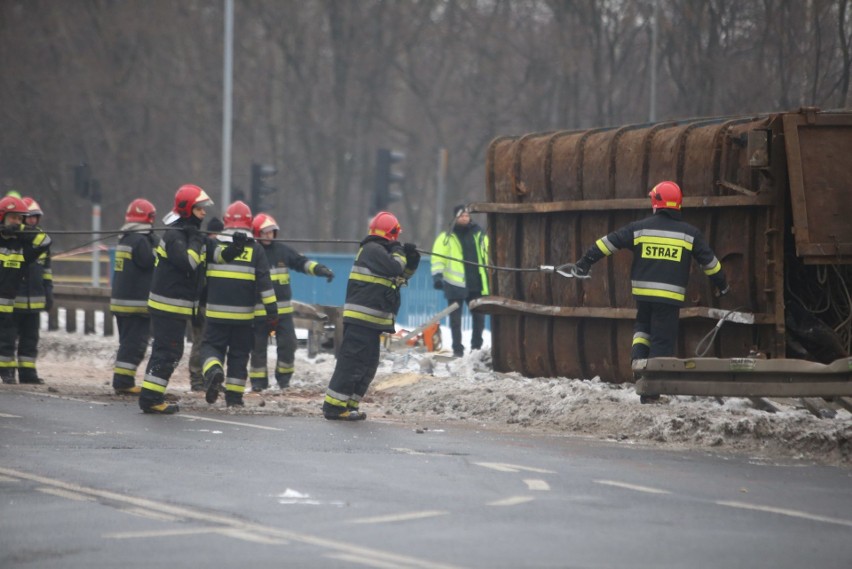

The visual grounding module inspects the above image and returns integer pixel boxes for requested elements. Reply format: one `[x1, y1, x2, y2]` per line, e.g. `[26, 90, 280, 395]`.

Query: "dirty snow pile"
[20, 330, 852, 467]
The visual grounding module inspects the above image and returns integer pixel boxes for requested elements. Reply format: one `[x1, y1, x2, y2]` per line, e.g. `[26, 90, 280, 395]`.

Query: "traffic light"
[73, 162, 101, 203]
[74, 163, 90, 199]
[372, 148, 404, 214]
[250, 162, 277, 214]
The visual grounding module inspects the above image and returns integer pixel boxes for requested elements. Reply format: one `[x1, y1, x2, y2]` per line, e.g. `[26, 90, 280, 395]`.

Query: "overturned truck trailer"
[472, 107, 852, 382]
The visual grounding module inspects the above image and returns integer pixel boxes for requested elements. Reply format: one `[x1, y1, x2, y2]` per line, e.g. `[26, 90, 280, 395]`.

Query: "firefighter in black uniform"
[201, 201, 277, 407]
[12, 197, 53, 384]
[138, 184, 213, 414]
[110, 198, 157, 395]
[188, 216, 224, 392]
[571, 181, 730, 402]
[322, 211, 419, 421]
[248, 213, 334, 391]
[0, 195, 51, 384]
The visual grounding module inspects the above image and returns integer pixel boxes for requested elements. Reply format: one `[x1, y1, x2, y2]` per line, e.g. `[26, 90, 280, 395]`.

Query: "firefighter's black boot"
[275, 372, 292, 389]
[18, 369, 45, 385]
[225, 392, 244, 407]
[203, 367, 225, 404]
[323, 402, 366, 421]
[1, 369, 17, 384]
[139, 388, 179, 414]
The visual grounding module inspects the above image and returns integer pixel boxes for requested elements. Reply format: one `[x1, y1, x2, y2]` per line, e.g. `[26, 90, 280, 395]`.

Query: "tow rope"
[34, 227, 584, 279]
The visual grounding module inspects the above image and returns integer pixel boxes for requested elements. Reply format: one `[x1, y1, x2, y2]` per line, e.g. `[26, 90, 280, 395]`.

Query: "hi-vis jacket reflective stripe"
[431, 225, 490, 295]
[110, 230, 157, 315]
[580, 210, 727, 306]
[253, 241, 320, 318]
[1, 227, 51, 314]
[206, 230, 276, 324]
[15, 234, 52, 312]
[342, 236, 415, 332]
[147, 221, 206, 319]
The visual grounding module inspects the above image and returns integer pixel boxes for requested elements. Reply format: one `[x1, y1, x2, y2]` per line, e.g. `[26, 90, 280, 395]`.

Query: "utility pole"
[435, 148, 448, 236]
[221, 0, 234, 207]
[649, 0, 658, 123]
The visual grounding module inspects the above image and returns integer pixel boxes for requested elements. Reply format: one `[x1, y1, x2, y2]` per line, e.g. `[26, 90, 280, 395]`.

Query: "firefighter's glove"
[571, 258, 591, 278]
[433, 274, 444, 290]
[266, 315, 279, 334]
[403, 243, 421, 271]
[715, 284, 731, 298]
[221, 232, 248, 263]
[315, 264, 334, 283]
[17, 228, 38, 242]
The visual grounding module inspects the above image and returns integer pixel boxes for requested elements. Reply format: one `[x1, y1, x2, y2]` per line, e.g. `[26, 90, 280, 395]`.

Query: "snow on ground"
[12, 327, 852, 468]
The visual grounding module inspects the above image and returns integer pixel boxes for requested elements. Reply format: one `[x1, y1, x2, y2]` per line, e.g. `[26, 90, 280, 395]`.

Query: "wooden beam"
[469, 194, 774, 214]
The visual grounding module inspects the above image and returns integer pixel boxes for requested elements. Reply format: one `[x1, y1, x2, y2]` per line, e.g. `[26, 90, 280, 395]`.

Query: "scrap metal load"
[472, 108, 852, 382]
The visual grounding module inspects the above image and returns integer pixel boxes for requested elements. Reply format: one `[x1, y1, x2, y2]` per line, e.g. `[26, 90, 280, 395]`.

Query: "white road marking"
[0, 474, 19, 482]
[1, 466, 465, 569]
[594, 480, 671, 495]
[474, 462, 555, 474]
[18, 391, 109, 405]
[326, 552, 415, 569]
[106, 528, 222, 539]
[487, 496, 535, 507]
[392, 447, 455, 457]
[218, 528, 289, 545]
[349, 510, 450, 524]
[716, 500, 852, 528]
[36, 487, 95, 501]
[180, 414, 287, 431]
[119, 507, 180, 522]
[0, 412, 21, 418]
[524, 479, 550, 491]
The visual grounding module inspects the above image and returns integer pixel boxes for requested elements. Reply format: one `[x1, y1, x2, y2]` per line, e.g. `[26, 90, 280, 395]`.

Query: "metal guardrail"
[48, 285, 342, 357]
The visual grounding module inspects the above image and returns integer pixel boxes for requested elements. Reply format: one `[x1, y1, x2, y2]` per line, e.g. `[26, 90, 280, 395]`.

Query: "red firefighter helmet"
[251, 213, 279, 238]
[223, 200, 253, 230]
[172, 184, 213, 219]
[648, 181, 683, 212]
[0, 195, 29, 223]
[125, 198, 156, 224]
[368, 211, 402, 240]
[22, 197, 43, 217]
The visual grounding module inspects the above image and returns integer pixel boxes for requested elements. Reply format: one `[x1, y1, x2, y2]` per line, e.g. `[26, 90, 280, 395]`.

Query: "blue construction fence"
[290, 253, 488, 331]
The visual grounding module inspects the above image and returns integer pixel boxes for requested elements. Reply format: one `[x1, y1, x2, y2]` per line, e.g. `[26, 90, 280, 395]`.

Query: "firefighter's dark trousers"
[447, 294, 485, 355]
[140, 313, 187, 408]
[0, 313, 16, 382]
[113, 315, 150, 389]
[14, 311, 41, 382]
[323, 324, 381, 414]
[249, 313, 297, 390]
[201, 320, 253, 401]
[187, 308, 206, 390]
[631, 300, 680, 361]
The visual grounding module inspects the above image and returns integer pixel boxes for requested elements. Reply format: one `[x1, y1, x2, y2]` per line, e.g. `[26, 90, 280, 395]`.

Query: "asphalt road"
[1, 389, 851, 569]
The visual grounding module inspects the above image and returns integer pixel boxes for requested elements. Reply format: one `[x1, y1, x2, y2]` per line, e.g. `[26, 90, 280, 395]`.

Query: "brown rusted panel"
[552, 319, 582, 378]
[488, 137, 519, 300]
[517, 135, 557, 377]
[581, 320, 618, 379]
[783, 113, 852, 263]
[522, 315, 554, 377]
[614, 127, 651, 197]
